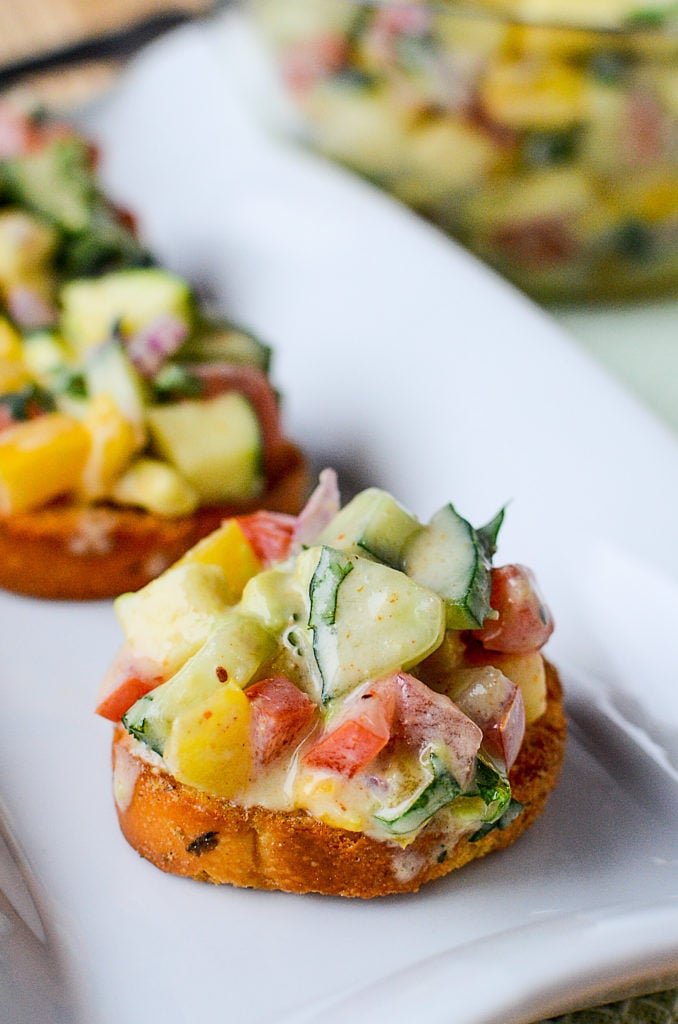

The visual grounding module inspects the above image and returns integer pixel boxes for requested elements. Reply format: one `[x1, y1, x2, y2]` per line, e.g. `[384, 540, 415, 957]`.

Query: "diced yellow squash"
[110, 457, 199, 517]
[0, 357, 29, 392]
[163, 681, 251, 798]
[175, 518, 262, 600]
[480, 58, 585, 130]
[0, 412, 89, 514]
[0, 318, 23, 361]
[294, 772, 365, 833]
[78, 393, 139, 500]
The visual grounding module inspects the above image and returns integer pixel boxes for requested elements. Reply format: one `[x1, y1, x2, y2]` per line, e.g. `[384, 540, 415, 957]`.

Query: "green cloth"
[542, 989, 678, 1023]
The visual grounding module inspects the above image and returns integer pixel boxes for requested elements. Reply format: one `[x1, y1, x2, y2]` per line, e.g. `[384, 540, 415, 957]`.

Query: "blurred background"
[0, 0, 676, 436]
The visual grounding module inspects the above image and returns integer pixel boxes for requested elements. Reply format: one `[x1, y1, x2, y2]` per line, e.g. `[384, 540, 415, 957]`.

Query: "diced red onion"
[7, 285, 57, 329]
[292, 468, 340, 548]
[126, 314, 188, 378]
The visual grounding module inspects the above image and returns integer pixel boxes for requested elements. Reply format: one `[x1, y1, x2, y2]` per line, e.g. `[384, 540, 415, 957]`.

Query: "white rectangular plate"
[1, 15, 678, 1024]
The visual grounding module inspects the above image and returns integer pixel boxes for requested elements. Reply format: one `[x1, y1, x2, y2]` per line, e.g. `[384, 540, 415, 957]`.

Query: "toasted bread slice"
[111, 660, 565, 898]
[0, 442, 307, 600]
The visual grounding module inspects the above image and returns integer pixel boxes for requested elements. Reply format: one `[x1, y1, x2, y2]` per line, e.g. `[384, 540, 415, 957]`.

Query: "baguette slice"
[0, 441, 307, 600]
[112, 660, 566, 898]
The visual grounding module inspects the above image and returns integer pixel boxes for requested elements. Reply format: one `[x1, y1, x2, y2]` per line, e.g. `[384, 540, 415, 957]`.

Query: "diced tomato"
[246, 676, 316, 771]
[95, 647, 165, 722]
[452, 666, 525, 771]
[625, 89, 667, 166]
[473, 564, 554, 654]
[303, 681, 396, 778]
[282, 35, 349, 94]
[0, 103, 75, 158]
[181, 363, 284, 473]
[391, 672, 482, 789]
[491, 216, 578, 269]
[236, 510, 296, 566]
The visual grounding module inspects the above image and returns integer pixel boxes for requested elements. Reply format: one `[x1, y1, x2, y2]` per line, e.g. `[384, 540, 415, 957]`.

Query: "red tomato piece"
[303, 682, 396, 778]
[95, 677, 159, 723]
[391, 673, 482, 789]
[237, 510, 296, 566]
[247, 676, 316, 771]
[473, 564, 554, 654]
[95, 648, 165, 722]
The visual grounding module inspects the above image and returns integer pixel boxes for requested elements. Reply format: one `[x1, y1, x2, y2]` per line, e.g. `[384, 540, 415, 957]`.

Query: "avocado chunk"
[60, 268, 194, 351]
[147, 391, 263, 504]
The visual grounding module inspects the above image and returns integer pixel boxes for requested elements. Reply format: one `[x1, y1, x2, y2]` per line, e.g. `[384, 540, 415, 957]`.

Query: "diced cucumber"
[147, 392, 263, 503]
[454, 755, 512, 826]
[303, 545, 445, 702]
[22, 330, 72, 383]
[84, 337, 147, 442]
[375, 753, 511, 837]
[0, 137, 94, 233]
[316, 487, 421, 567]
[178, 320, 271, 372]
[403, 503, 494, 629]
[60, 268, 194, 351]
[123, 610, 275, 754]
[114, 563, 234, 678]
[374, 753, 461, 836]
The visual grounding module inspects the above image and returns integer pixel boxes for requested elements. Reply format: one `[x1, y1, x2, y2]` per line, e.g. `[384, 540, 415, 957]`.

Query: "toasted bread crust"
[112, 661, 566, 898]
[0, 442, 308, 600]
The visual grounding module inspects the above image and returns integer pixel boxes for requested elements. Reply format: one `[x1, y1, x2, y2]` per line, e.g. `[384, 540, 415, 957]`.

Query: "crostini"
[0, 103, 307, 599]
[98, 471, 566, 897]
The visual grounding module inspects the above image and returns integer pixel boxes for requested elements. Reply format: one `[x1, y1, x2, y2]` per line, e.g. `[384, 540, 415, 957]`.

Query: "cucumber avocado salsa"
[0, 103, 286, 519]
[99, 471, 555, 849]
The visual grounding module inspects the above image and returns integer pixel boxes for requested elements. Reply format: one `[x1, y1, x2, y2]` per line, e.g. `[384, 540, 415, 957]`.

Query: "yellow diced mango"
[0, 358, 29, 392]
[163, 682, 251, 798]
[78, 393, 139, 500]
[480, 59, 585, 130]
[0, 318, 23, 362]
[294, 773, 365, 833]
[175, 518, 263, 601]
[0, 412, 90, 514]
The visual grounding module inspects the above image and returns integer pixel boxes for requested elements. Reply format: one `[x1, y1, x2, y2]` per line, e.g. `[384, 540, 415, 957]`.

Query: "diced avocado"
[110, 457, 199, 517]
[301, 546, 445, 702]
[178, 319, 271, 372]
[114, 563, 234, 678]
[0, 137, 95, 233]
[123, 610, 275, 754]
[403, 503, 494, 630]
[60, 268, 194, 351]
[84, 337, 147, 442]
[316, 487, 421, 567]
[147, 391, 263, 504]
